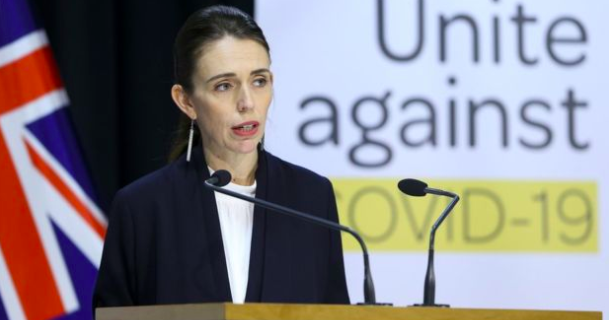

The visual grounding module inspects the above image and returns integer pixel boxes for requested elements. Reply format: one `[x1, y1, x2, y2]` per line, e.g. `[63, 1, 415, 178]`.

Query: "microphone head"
[211, 170, 232, 187]
[398, 178, 428, 197]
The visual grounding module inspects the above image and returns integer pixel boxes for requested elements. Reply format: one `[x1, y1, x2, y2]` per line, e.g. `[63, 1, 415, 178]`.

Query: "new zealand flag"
[0, 0, 107, 319]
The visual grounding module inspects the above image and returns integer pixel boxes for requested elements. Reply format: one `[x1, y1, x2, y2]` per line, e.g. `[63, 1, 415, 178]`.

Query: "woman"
[93, 5, 350, 307]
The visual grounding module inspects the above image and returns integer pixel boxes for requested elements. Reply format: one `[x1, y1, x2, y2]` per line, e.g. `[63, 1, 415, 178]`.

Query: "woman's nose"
[237, 86, 254, 112]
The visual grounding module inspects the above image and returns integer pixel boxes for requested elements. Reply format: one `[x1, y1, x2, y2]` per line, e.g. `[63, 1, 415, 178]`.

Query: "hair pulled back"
[169, 5, 270, 161]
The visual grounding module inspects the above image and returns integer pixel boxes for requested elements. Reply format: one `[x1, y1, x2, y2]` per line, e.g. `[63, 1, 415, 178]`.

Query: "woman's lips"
[231, 121, 259, 137]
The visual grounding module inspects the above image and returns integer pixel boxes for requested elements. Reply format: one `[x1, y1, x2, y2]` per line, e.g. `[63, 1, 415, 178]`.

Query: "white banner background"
[257, 0, 608, 313]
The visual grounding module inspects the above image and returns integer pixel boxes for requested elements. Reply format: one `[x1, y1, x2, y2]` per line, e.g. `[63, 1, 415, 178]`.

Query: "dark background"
[27, 0, 254, 211]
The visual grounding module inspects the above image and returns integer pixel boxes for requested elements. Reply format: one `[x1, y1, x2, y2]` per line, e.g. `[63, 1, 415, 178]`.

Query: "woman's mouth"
[231, 121, 259, 137]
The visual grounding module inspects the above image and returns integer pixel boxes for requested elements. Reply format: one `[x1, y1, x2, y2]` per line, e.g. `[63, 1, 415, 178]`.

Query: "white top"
[210, 168, 256, 304]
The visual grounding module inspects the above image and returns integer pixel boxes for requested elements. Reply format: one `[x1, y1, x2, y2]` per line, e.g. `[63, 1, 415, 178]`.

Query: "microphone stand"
[398, 179, 460, 307]
[204, 179, 385, 305]
[416, 189, 459, 307]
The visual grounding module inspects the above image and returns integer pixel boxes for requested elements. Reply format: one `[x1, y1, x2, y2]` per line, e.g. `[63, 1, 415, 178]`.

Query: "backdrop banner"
[258, 0, 607, 312]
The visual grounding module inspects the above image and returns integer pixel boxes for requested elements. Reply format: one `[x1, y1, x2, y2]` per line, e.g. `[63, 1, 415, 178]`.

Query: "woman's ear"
[171, 84, 197, 120]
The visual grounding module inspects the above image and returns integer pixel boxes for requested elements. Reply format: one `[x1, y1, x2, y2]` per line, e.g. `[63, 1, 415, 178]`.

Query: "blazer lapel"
[254, 152, 294, 302]
[192, 146, 232, 301]
[245, 150, 268, 302]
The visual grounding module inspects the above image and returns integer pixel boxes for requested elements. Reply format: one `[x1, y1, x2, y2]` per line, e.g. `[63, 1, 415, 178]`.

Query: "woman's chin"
[231, 140, 260, 155]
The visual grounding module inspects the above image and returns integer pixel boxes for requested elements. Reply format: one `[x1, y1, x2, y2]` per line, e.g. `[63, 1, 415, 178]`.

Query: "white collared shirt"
[210, 168, 256, 304]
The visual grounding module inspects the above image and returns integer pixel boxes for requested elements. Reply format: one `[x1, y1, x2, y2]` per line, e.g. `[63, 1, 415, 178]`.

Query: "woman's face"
[187, 36, 272, 158]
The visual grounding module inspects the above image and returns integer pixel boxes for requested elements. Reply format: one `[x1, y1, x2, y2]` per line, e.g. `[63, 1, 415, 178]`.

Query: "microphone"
[206, 169, 232, 187]
[398, 178, 460, 308]
[204, 170, 385, 305]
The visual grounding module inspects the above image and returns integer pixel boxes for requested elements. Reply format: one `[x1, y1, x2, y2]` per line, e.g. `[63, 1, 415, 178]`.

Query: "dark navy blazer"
[92, 146, 350, 307]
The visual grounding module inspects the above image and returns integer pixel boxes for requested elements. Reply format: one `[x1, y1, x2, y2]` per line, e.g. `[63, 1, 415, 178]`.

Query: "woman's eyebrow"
[205, 68, 270, 83]
[251, 68, 271, 75]
[206, 72, 236, 83]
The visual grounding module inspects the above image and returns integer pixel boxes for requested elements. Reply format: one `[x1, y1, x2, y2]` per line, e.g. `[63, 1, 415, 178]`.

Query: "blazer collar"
[190, 145, 268, 302]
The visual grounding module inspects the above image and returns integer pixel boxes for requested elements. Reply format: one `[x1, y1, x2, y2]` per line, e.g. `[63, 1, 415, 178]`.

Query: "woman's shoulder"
[263, 152, 337, 219]
[112, 157, 189, 206]
[264, 151, 332, 189]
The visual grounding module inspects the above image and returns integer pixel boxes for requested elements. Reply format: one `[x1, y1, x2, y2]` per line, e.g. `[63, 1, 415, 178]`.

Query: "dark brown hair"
[168, 5, 270, 161]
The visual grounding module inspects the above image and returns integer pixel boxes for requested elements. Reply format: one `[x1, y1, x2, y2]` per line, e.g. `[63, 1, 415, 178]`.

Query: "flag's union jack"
[0, 1, 107, 319]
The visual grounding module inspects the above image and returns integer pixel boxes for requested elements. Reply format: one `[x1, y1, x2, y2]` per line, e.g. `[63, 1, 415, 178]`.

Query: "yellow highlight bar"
[331, 179, 597, 252]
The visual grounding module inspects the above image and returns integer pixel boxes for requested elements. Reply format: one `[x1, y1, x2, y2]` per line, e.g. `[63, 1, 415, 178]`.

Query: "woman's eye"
[253, 78, 268, 87]
[215, 83, 232, 92]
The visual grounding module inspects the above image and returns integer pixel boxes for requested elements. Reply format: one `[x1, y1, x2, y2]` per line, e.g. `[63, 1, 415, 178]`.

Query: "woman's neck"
[203, 145, 258, 186]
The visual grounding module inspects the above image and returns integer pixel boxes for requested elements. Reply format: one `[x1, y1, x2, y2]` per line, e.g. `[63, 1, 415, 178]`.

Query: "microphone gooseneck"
[398, 178, 460, 308]
[205, 170, 384, 305]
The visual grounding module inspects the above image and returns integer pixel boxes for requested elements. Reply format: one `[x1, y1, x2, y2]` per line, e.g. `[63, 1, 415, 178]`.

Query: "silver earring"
[186, 119, 195, 162]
